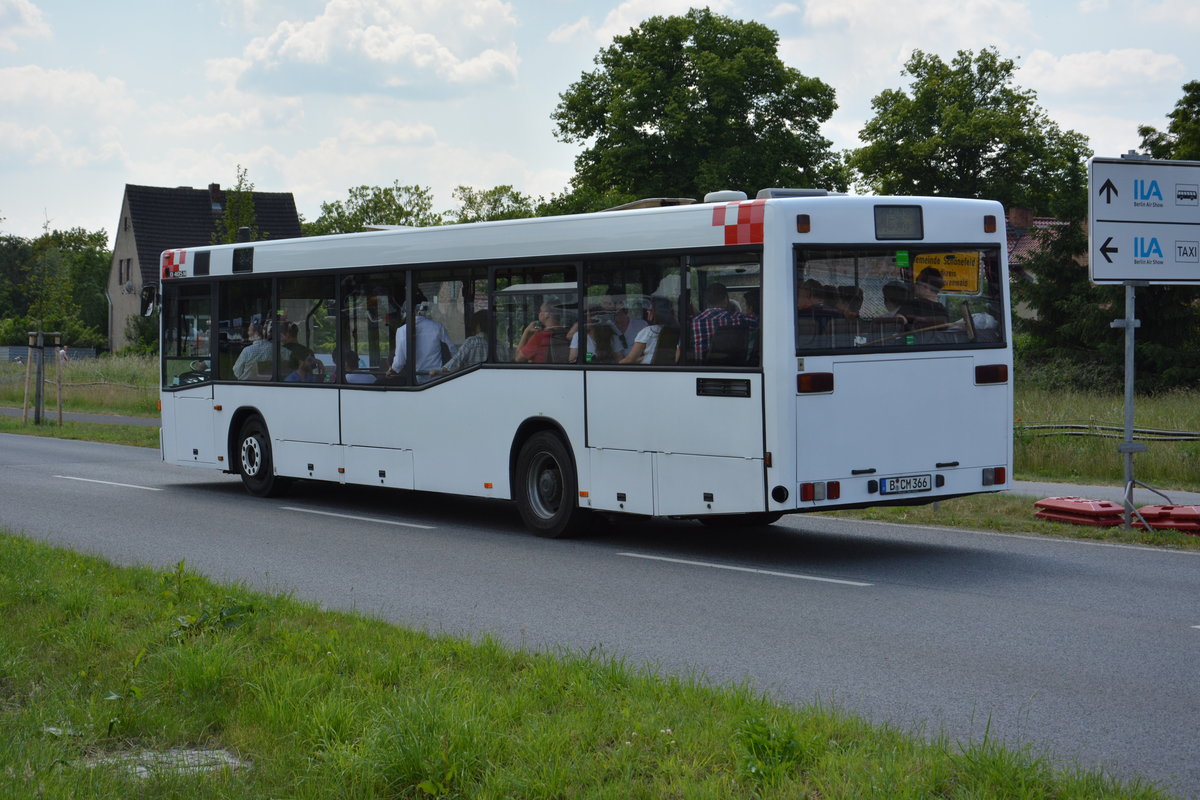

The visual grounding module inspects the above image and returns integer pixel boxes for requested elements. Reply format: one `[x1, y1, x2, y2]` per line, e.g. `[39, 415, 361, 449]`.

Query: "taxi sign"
[914, 252, 980, 293]
[1089, 155, 1200, 284]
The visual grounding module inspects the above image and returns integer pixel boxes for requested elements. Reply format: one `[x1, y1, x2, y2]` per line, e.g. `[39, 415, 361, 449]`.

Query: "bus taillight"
[799, 481, 839, 501]
[983, 467, 1006, 486]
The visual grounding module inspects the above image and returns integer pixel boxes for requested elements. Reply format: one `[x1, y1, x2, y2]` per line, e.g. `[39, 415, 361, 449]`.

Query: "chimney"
[1007, 208, 1033, 229]
[208, 183, 225, 210]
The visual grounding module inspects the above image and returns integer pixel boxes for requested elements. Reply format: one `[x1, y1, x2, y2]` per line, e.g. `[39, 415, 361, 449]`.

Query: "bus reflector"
[975, 364, 1008, 384]
[984, 214, 997, 233]
[827, 481, 841, 500]
[796, 214, 811, 233]
[797, 372, 834, 393]
[484, 482, 493, 489]
[213, 405, 222, 411]
[983, 467, 1007, 486]
[579, 490, 589, 498]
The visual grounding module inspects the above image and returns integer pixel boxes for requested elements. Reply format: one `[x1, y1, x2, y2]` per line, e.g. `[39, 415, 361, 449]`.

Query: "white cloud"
[548, 16, 593, 44]
[0, 65, 135, 115]
[1140, 0, 1200, 29]
[766, 3, 802, 18]
[0, 66, 134, 168]
[592, 0, 732, 43]
[238, 0, 520, 94]
[0, 0, 50, 50]
[1019, 49, 1185, 94]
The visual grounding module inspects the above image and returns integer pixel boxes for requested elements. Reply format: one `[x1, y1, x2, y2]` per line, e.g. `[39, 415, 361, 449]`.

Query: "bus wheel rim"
[529, 453, 562, 519]
[241, 436, 262, 476]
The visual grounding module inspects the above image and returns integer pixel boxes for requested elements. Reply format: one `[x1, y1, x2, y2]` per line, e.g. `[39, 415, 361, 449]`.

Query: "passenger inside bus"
[515, 301, 569, 363]
[387, 301, 457, 383]
[690, 283, 757, 362]
[570, 303, 625, 363]
[430, 311, 502, 374]
[621, 296, 680, 365]
[232, 321, 273, 380]
[900, 267, 950, 330]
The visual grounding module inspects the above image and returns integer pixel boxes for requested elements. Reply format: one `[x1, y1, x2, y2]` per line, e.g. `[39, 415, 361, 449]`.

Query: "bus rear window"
[795, 247, 1005, 353]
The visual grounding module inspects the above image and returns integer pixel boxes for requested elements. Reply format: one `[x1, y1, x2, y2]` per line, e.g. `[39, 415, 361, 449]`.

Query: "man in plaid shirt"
[431, 311, 505, 375]
[690, 283, 758, 362]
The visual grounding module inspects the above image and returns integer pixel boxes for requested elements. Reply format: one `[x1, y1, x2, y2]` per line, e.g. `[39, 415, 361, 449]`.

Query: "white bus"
[155, 189, 1012, 537]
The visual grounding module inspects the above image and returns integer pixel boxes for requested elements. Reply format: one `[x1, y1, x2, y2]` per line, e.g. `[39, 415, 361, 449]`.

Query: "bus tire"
[698, 511, 784, 528]
[515, 431, 585, 538]
[236, 417, 290, 498]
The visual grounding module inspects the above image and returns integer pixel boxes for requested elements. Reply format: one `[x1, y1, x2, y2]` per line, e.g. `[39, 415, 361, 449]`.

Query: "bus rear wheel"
[237, 417, 290, 498]
[698, 511, 784, 528]
[515, 431, 585, 538]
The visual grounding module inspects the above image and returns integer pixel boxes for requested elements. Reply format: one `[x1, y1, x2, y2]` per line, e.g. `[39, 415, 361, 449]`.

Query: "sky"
[0, 0, 1196, 246]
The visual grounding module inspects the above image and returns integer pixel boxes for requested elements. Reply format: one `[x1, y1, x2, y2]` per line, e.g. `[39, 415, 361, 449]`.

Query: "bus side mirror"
[140, 285, 158, 317]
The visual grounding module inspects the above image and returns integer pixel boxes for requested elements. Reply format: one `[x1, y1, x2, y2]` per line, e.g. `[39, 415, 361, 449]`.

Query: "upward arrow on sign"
[1099, 178, 1118, 204]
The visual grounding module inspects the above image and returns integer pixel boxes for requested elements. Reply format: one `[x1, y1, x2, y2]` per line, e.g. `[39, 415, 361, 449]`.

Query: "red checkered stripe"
[161, 249, 187, 278]
[711, 199, 766, 245]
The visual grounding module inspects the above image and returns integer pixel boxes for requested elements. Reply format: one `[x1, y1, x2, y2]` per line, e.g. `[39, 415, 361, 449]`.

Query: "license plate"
[880, 474, 932, 495]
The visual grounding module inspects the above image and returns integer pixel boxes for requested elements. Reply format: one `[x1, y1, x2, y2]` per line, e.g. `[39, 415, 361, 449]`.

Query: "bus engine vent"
[696, 378, 751, 398]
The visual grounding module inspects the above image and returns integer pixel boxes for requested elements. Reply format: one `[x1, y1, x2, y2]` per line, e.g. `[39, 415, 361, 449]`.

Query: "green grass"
[0, 354, 158, 417]
[0, 533, 1171, 799]
[0, 415, 159, 448]
[1014, 387, 1200, 490]
[819, 492, 1200, 551]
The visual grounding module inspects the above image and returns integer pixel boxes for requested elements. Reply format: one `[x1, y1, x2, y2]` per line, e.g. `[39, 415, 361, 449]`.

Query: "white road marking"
[617, 552, 872, 587]
[280, 506, 436, 530]
[56, 475, 163, 491]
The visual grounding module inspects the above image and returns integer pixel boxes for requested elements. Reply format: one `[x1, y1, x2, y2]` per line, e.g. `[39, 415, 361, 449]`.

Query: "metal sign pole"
[1112, 283, 1146, 527]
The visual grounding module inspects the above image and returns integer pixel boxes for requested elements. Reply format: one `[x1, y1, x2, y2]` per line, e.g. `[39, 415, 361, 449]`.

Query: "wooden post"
[54, 334, 63, 425]
[22, 332, 34, 424]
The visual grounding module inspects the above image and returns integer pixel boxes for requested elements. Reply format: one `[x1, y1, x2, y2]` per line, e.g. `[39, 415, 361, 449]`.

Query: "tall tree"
[1138, 80, 1200, 160]
[213, 164, 261, 244]
[445, 185, 538, 224]
[852, 48, 1089, 216]
[551, 8, 843, 212]
[304, 183, 440, 235]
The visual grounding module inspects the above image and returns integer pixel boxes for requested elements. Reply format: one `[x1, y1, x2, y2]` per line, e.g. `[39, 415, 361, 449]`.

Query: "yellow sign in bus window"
[914, 252, 980, 293]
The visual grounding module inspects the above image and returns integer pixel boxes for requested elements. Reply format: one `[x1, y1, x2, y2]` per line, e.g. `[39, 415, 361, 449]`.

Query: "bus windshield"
[795, 246, 1005, 353]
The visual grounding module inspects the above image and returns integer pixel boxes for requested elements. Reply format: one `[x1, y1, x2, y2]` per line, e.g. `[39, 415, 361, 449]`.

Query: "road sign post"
[1087, 154, 1197, 526]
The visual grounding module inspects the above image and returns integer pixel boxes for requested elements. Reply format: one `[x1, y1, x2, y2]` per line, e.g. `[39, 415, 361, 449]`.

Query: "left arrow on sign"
[1100, 236, 1119, 263]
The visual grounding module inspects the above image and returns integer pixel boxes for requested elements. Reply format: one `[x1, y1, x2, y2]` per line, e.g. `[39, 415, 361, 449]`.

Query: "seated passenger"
[284, 353, 322, 382]
[900, 267, 950, 329]
[515, 302, 568, 364]
[690, 283, 757, 362]
[570, 305, 625, 363]
[430, 311, 505, 375]
[232, 322, 273, 380]
[620, 297, 679, 365]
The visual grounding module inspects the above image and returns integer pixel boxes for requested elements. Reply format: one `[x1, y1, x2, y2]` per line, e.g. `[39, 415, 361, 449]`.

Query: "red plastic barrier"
[1033, 497, 1126, 528]
[1034, 509, 1123, 527]
[1133, 505, 1200, 533]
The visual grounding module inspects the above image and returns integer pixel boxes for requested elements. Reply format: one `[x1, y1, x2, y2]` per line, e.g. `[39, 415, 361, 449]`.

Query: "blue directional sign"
[1089, 156, 1200, 284]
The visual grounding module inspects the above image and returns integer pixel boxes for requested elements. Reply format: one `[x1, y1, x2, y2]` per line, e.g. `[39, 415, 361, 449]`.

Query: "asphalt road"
[1, 433, 1196, 797]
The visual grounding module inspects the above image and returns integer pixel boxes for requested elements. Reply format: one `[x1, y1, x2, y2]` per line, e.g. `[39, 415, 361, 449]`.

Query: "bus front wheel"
[515, 431, 585, 538]
[237, 417, 290, 498]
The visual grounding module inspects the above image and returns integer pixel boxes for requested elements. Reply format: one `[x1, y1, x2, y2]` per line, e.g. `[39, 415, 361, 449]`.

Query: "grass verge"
[818, 492, 1200, 552]
[0, 416, 159, 448]
[0, 532, 1170, 799]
